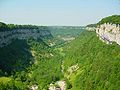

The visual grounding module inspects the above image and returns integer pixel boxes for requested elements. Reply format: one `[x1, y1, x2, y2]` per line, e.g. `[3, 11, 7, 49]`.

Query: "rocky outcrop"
[29, 85, 38, 90]
[86, 27, 96, 31]
[96, 23, 120, 45]
[0, 29, 52, 47]
[66, 64, 79, 79]
[49, 80, 66, 90]
[67, 64, 79, 74]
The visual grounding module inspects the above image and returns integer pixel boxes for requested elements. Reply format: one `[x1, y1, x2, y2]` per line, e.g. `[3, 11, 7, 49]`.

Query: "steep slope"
[27, 38, 64, 90]
[97, 15, 120, 25]
[0, 23, 54, 89]
[0, 39, 32, 74]
[96, 15, 120, 45]
[63, 31, 120, 90]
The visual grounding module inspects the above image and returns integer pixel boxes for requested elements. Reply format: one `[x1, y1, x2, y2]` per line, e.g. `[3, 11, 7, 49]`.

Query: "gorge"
[0, 15, 120, 90]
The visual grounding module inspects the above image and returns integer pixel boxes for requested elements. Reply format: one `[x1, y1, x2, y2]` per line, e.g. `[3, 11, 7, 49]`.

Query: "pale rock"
[0, 29, 51, 47]
[96, 23, 120, 45]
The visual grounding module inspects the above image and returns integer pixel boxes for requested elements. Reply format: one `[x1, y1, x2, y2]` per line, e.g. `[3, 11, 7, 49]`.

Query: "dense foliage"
[0, 40, 32, 75]
[26, 38, 64, 89]
[63, 31, 120, 90]
[0, 30, 120, 90]
[86, 15, 120, 27]
[97, 15, 120, 25]
[0, 37, 64, 89]
[86, 24, 97, 27]
[49, 26, 84, 37]
[0, 15, 120, 89]
[0, 39, 34, 89]
[0, 22, 8, 31]
[0, 22, 50, 31]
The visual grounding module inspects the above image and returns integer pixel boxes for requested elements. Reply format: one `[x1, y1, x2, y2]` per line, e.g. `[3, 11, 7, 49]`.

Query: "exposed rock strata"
[49, 80, 66, 90]
[96, 23, 120, 45]
[0, 29, 52, 47]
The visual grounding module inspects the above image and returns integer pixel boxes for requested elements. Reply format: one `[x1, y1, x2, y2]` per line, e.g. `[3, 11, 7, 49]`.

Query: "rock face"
[67, 64, 79, 74]
[0, 29, 52, 47]
[96, 23, 120, 45]
[49, 80, 66, 90]
[30, 85, 38, 90]
[86, 27, 96, 31]
[66, 64, 79, 79]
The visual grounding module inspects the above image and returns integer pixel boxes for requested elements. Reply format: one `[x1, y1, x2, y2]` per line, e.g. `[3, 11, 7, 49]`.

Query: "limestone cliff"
[0, 29, 52, 47]
[96, 23, 120, 45]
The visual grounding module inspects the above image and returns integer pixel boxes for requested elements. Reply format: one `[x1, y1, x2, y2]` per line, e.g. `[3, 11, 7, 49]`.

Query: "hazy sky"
[0, 0, 120, 26]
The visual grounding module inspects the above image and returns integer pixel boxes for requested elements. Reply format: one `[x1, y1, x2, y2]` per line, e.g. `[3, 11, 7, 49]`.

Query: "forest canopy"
[97, 15, 120, 25]
[0, 22, 39, 31]
[86, 15, 120, 27]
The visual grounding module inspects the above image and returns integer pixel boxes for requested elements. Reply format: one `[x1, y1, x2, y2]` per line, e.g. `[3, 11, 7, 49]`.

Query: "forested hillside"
[97, 15, 120, 25]
[0, 23, 83, 89]
[0, 15, 120, 90]
[49, 26, 84, 37]
[0, 37, 63, 89]
[0, 39, 32, 74]
[63, 31, 120, 90]
[0, 22, 38, 31]
[86, 15, 120, 27]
